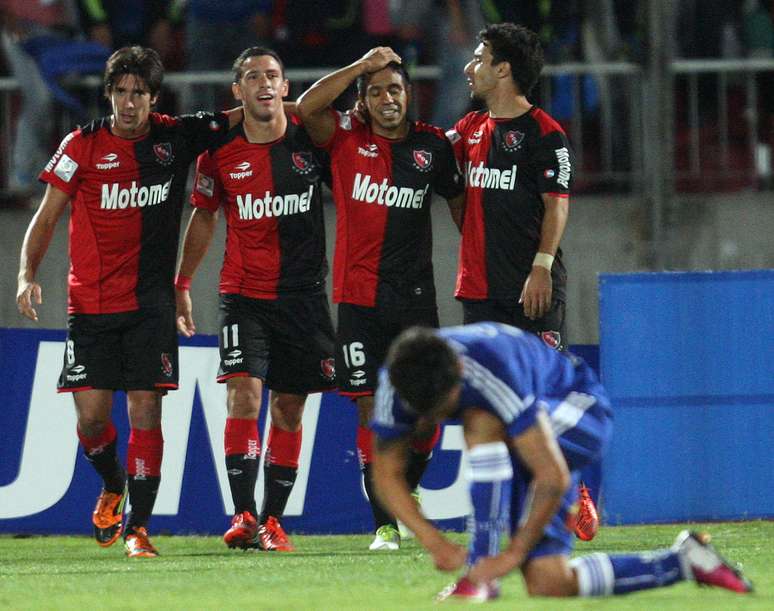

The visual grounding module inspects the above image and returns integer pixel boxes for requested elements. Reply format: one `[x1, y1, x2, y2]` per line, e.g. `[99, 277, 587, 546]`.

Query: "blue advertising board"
[1, 328, 605, 535]
[599, 270, 774, 523]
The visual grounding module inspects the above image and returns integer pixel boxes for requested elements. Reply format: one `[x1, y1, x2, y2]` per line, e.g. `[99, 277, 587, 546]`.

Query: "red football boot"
[574, 483, 599, 541]
[258, 516, 295, 552]
[674, 531, 753, 593]
[223, 511, 259, 549]
[436, 576, 500, 603]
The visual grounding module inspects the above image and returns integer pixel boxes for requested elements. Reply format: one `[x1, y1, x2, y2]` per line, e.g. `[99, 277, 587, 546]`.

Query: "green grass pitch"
[1, 522, 770, 610]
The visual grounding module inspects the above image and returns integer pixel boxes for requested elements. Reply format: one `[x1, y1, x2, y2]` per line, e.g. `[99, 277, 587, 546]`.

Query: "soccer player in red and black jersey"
[297, 47, 465, 550]
[447, 23, 598, 544]
[175, 47, 336, 552]
[16, 46, 239, 558]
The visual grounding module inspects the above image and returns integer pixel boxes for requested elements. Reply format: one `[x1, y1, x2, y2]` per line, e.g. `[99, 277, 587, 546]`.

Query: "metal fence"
[1, 59, 774, 194]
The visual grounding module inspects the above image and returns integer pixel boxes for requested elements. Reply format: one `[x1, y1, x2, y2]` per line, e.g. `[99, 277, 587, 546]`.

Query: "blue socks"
[571, 550, 685, 595]
[466, 442, 512, 567]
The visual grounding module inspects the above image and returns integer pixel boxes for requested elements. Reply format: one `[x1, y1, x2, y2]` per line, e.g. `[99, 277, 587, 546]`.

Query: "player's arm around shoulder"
[296, 46, 401, 146]
[17, 185, 70, 321]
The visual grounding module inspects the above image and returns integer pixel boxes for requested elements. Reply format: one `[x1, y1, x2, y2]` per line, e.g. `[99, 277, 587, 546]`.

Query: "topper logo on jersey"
[357, 144, 378, 158]
[465, 162, 518, 191]
[468, 130, 483, 145]
[100, 178, 173, 210]
[351, 173, 430, 209]
[229, 162, 253, 180]
[412, 149, 433, 172]
[236, 184, 314, 221]
[554, 147, 572, 189]
[96, 153, 120, 170]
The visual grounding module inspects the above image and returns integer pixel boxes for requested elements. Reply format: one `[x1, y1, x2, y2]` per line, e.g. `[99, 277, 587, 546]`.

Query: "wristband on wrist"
[174, 273, 192, 291]
[532, 252, 555, 270]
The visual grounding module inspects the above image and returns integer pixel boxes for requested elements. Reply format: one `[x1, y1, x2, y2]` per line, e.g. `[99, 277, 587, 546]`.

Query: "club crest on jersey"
[540, 331, 562, 350]
[412, 149, 433, 172]
[161, 353, 173, 377]
[320, 358, 335, 380]
[503, 130, 525, 151]
[153, 142, 174, 165]
[291, 151, 315, 175]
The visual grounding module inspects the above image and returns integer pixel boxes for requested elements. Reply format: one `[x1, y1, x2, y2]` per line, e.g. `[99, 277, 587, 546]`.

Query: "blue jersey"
[372, 322, 613, 470]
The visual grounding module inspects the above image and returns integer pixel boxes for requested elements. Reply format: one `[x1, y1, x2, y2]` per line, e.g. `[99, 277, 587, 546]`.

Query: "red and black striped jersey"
[322, 111, 463, 307]
[39, 111, 228, 314]
[191, 116, 329, 298]
[447, 108, 573, 301]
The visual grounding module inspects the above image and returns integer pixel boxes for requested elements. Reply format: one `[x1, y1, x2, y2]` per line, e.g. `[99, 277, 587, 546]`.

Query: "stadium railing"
[1, 59, 774, 193]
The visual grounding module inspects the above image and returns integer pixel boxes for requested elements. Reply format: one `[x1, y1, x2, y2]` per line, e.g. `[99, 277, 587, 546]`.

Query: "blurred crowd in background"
[1, 0, 774, 200]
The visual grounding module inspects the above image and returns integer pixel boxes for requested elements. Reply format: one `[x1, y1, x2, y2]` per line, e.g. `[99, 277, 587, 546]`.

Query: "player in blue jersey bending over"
[371, 323, 753, 602]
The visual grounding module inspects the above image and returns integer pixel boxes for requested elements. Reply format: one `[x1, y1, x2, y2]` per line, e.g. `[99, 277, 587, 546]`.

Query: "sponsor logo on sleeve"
[196, 173, 215, 197]
[412, 149, 433, 172]
[445, 129, 461, 144]
[53, 154, 79, 183]
[44, 132, 76, 173]
[554, 147, 572, 189]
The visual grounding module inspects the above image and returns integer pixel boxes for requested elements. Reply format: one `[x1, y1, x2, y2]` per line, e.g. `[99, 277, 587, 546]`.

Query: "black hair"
[355, 61, 411, 99]
[104, 46, 164, 97]
[479, 22, 544, 95]
[386, 326, 461, 415]
[232, 46, 285, 82]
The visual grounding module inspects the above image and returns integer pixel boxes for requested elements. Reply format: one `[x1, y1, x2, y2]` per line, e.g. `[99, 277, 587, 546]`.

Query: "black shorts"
[58, 306, 178, 393]
[461, 298, 567, 351]
[336, 302, 439, 396]
[217, 292, 337, 394]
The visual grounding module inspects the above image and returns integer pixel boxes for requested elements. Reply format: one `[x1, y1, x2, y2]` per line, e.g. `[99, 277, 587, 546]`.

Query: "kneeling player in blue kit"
[371, 323, 753, 601]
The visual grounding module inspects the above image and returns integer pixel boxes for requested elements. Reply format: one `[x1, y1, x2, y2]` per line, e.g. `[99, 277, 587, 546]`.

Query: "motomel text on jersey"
[555, 147, 571, 188]
[101, 178, 173, 209]
[351, 173, 429, 208]
[466, 162, 517, 190]
[236, 184, 314, 220]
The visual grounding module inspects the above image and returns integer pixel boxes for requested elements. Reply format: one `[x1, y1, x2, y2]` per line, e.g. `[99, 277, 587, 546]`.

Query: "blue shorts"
[510, 459, 580, 561]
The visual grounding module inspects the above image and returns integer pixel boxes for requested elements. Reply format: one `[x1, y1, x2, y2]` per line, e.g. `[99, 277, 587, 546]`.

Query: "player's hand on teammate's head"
[16, 280, 42, 322]
[359, 47, 402, 73]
